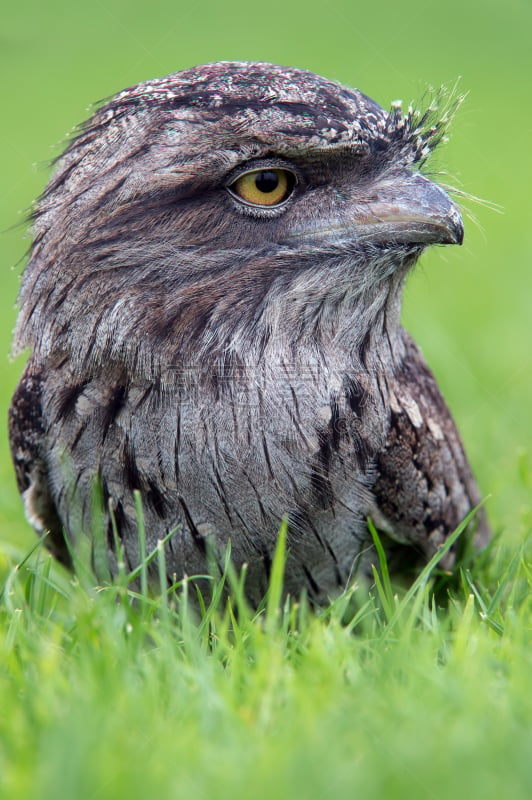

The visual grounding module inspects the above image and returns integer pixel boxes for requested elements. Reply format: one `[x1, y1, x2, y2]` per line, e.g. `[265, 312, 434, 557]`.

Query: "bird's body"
[9, 62, 489, 603]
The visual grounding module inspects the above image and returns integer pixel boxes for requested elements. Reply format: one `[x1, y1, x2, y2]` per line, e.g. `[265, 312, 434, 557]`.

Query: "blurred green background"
[1, 0, 531, 551]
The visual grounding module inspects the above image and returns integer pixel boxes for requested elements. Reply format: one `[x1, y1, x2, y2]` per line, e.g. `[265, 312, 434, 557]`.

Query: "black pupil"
[254, 171, 280, 193]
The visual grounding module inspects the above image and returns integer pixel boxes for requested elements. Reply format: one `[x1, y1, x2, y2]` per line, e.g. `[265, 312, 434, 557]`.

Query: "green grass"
[1, 513, 531, 800]
[1, 0, 532, 797]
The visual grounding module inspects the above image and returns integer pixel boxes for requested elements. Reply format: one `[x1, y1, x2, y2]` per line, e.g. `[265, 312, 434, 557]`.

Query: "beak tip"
[447, 210, 464, 246]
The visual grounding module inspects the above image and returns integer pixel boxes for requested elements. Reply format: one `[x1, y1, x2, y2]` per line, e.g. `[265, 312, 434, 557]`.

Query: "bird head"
[15, 62, 463, 379]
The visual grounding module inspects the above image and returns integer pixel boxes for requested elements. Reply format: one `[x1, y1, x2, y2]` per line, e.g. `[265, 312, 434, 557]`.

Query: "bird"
[9, 61, 489, 605]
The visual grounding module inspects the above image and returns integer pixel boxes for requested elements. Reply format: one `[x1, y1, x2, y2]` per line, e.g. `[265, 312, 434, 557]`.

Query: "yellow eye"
[229, 168, 295, 207]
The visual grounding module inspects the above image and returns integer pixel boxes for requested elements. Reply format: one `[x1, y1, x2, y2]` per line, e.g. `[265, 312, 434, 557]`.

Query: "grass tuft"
[1, 515, 531, 800]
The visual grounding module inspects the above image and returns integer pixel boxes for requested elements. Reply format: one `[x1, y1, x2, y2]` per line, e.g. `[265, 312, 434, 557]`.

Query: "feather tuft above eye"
[388, 81, 465, 167]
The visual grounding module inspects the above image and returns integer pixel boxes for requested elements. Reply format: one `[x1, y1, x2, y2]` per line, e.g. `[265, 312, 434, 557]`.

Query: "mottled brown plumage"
[9, 62, 489, 604]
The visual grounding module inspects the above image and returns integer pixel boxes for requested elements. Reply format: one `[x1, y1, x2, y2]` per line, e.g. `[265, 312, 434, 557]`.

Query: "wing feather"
[8, 364, 71, 566]
[372, 331, 490, 566]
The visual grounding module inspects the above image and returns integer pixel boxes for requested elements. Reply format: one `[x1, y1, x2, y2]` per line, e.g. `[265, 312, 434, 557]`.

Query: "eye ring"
[227, 168, 296, 208]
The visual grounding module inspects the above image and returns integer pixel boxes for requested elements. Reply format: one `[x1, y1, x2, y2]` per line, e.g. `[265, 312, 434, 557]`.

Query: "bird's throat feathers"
[14, 230, 414, 387]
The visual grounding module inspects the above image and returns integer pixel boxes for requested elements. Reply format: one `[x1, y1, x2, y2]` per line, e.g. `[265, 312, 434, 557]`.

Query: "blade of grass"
[0, 533, 49, 611]
[265, 518, 288, 633]
[134, 490, 148, 597]
[487, 550, 521, 616]
[380, 503, 485, 636]
[371, 565, 394, 622]
[5, 608, 23, 653]
[368, 517, 395, 618]
[126, 528, 177, 584]
[91, 478, 111, 584]
[157, 538, 169, 627]
[109, 499, 128, 589]
[35, 553, 52, 618]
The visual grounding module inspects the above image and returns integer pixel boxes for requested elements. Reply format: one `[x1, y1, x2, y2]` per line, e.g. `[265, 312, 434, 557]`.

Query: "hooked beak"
[353, 173, 464, 247]
[288, 172, 463, 249]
